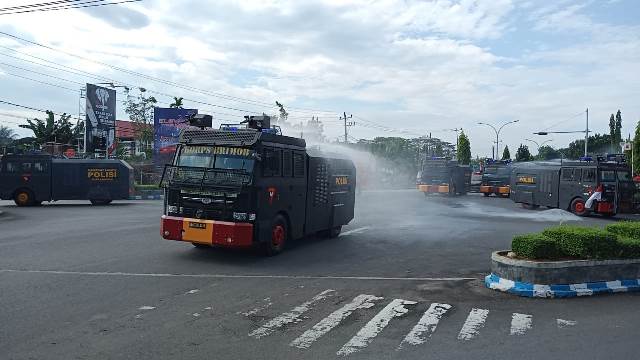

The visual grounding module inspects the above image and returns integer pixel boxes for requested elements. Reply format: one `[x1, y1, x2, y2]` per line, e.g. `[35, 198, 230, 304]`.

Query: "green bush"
[615, 237, 640, 259]
[512, 233, 561, 260]
[605, 221, 640, 241]
[542, 225, 617, 259]
[134, 184, 160, 191]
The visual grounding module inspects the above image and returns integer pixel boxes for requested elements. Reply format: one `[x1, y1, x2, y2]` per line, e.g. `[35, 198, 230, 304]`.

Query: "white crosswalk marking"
[399, 302, 452, 348]
[337, 299, 417, 356]
[290, 294, 384, 349]
[457, 308, 489, 341]
[510, 313, 533, 335]
[557, 319, 577, 328]
[248, 289, 336, 339]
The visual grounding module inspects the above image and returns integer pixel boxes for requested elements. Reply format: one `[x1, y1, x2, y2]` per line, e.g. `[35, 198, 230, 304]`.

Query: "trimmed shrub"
[606, 221, 640, 241]
[542, 225, 618, 259]
[615, 237, 640, 259]
[512, 233, 561, 260]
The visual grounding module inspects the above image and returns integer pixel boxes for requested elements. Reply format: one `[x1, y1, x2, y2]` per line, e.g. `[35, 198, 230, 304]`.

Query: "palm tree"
[0, 125, 16, 146]
[169, 97, 184, 109]
[19, 111, 84, 145]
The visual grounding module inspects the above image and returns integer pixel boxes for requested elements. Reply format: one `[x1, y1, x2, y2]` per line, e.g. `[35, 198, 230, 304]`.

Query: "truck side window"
[6, 162, 18, 173]
[282, 150, 292, 177]
[34, 162, 47, 173]
[582, 168, 595, 182]
[21, 163, 32, 172]
[263, 147, 281, 177]
[293, 152, 305, 178]
[561, 168, 578, 181]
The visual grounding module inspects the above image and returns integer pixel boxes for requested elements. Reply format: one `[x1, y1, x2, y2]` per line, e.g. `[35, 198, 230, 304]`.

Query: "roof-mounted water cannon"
[188, 114, 213, 129]
[241, 115, 282, 135]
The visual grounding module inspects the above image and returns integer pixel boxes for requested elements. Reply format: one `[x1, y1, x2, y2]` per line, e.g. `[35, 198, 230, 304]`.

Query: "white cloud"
[0, 0, 638, 157]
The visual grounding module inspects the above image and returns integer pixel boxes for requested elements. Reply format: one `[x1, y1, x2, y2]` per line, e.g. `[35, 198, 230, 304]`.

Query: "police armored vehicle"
[0, 153, 133, 206]
[160, 115, 356, 255]
[480, 159, 512, 197]
[511, 154, 634, 216]
[417, 157, 471, 196]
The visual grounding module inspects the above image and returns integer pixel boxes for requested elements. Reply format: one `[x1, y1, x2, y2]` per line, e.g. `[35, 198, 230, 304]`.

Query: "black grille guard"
[160, 164, 252, 191]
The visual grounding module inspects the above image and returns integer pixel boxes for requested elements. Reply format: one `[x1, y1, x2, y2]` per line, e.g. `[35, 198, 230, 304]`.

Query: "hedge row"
[512, 222, 640, 260]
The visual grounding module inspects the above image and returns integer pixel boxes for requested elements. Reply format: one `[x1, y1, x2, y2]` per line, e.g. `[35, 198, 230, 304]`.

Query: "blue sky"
[0, 0, 639, 156]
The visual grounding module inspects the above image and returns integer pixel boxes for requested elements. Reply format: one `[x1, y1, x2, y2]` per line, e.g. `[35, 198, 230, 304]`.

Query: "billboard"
[85, 83, 116, 155]
[153, 107, 198, 168]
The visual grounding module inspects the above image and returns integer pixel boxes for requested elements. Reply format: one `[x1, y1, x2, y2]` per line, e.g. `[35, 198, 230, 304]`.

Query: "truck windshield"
[176, 146, 254, 172]
[485, 167, 510, 176]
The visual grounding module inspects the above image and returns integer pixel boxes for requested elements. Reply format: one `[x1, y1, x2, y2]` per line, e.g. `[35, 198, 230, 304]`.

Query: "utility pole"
[585, 108, 589, 157]
[478, 120, 519, 159]
[340, 112, 354, 143]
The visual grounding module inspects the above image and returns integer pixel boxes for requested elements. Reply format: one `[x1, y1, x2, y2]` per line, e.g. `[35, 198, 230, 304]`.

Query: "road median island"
[485, 222, 640, 298]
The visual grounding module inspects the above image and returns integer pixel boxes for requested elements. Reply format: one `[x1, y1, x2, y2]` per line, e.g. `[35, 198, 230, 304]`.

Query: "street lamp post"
[477, 120, 519, 159]
[524, 138, 552, 155]
[449, 128, 463, 158]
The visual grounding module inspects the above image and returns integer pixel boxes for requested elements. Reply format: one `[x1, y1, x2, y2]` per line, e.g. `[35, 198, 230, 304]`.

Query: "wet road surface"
[1, 191, 638, 359]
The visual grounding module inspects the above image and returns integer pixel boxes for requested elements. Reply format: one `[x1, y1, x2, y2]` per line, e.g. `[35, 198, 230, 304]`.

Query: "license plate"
[189, 222, 207, 229]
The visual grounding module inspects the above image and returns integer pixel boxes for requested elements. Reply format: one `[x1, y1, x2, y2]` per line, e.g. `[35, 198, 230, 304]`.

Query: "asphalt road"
[1, 191, 639, 360]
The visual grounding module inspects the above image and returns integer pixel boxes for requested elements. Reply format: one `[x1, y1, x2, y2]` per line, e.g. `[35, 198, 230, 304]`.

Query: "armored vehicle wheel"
[90, 199, 112, 206]
[570, 198, 588, 216]
[264, 215, 287, 256]
[14, 189, 34, 207]
[483, 192, 491, 197]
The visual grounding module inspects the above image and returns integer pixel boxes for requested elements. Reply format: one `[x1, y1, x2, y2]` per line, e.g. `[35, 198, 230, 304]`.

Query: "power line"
[542, 111, 585, 132]
[1, 70, 80, 92]
[0, 31, 339, 115]
[0, 0, 90, 11]
[0, 0, 141, 15]
[0, 99, 81, 121]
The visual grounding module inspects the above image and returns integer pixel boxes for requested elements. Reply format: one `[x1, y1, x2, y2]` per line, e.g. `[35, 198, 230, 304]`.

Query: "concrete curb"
[485, 273, 640, 298]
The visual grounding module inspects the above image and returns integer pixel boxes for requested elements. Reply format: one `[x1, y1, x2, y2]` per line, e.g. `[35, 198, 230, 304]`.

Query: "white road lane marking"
[557, 319, 577, 328]
[510, 313, 533, 335]
[457, 308, 489, 341]
[290, 294, 384, 349]
[239, 298, 273, 317]
[138, 306, 156, 310]
[0, 269, 476, 282]
[249, 290, 336, 339]
[399, 302, 452, 348]
[337, 299, 417, 356]
[340, 227, 370, 236]
[185, 289, 200, 294]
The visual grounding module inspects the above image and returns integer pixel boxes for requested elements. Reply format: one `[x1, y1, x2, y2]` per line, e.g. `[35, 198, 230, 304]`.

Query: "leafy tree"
[275, 101, 289, 123]
[559, 133, 612, 159]
[19, 111, 84, 146]
[515, 144, 533, 162]
[609, 113, 616, 150]
[457, 131, 471, 165]
[124, 88, 157, 157]
[501, 145, 510, 160]
[169, 97, 184, 109]
[633, 120, 640, 175]
[536, 145, 561, 160]
[0, 125, 16, 147]
[615, 109, 622, 150]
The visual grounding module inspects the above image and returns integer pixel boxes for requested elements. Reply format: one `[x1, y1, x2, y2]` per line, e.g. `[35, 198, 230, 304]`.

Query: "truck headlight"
[248, 213, 256, 221]
[233, 212, 247, 221]
[168, 205, 178, 213]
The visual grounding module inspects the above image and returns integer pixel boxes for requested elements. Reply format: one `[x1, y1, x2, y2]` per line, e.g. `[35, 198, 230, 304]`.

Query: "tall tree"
[275, 101, 289, 124]
[615, 109, 623, 151]
[501, 145, 511, 160]
[0, 125, 16, 147]
[19, 111, 83, 146]
[457, 131, 471, 165]
[169, 96, 184, 109]
[633, 120, 640, 175]
[536, 145, 561, 160]
[515, 144, 533, 162]
[124, 88, 157, 157]
[609, 113, 615, 150]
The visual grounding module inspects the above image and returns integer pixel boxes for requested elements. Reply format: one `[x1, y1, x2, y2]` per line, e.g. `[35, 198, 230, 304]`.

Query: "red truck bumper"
[161, 215, 254, 247]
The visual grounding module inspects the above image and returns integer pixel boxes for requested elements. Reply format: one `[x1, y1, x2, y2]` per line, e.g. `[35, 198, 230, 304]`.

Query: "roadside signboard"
[85, 83, 116, 155]
[153, 107, 198, 170]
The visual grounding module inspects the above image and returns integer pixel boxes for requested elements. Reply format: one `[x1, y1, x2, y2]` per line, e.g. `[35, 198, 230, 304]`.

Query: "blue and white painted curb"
[485, 273, 640, 298]
[129, 195, 164, 200]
